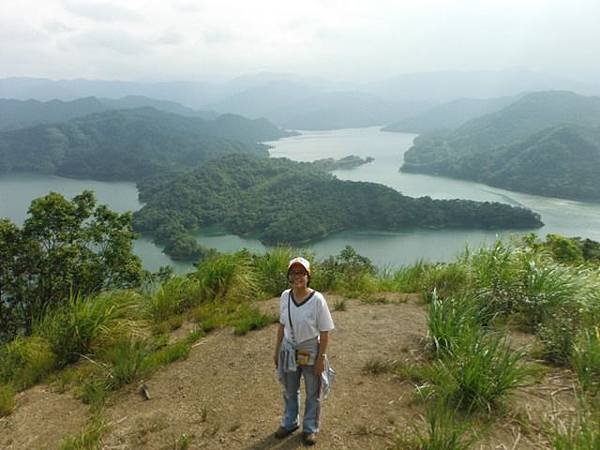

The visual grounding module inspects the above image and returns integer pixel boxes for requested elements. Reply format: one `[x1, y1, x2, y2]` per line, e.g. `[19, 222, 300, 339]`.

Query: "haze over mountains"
[2, 69, 600, 206]
[2, 69, 599, 130]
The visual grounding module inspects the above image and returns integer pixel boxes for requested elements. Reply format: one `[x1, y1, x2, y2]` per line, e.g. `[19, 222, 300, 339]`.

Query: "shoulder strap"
[287, 291, 296, 344]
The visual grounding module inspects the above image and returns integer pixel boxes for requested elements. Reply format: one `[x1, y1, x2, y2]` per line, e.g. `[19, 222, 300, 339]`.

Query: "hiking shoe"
[274, 425, 299, 439]
[302, 432, 317, 446]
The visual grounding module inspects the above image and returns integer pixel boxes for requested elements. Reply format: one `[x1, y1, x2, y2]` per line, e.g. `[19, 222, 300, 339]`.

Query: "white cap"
[288, 257, 311, 275]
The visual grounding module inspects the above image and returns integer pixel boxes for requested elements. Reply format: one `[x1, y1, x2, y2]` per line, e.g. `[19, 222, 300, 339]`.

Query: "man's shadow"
[245, 433, 307, 450]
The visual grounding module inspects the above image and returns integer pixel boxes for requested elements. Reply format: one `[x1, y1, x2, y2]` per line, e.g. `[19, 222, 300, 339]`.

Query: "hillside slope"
[0, 295, 577, 450]
[402, 91, 600, 201]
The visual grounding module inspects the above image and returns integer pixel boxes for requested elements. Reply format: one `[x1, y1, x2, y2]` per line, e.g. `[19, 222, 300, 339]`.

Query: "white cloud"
[0, 0, 598, 82]
[62, 0, 142, 23]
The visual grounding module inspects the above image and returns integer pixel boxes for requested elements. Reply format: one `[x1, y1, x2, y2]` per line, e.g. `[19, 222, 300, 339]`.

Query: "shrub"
[0, 336, 57, 390]
[0, 384, 16, 417]
[34, 291, 145, 366]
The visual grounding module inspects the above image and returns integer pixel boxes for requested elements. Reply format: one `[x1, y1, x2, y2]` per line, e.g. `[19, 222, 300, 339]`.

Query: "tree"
[0, 191, 142, 342]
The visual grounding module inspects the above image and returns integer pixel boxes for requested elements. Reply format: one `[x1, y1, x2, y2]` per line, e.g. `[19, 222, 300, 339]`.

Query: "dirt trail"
[0, 294, 578, 449]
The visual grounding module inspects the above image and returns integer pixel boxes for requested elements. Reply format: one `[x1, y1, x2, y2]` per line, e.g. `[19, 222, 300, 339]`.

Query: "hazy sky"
[1, 0, 599, 83]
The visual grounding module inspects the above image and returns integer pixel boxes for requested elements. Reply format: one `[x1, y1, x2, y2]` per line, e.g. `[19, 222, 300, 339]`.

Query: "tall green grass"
[0, 336, 57, 390]
[429, 332, 532, 413]
[145, 276, 201, 323]
[193, 251, 258, 301]
[396, 402, 476, 450]
[34, 291, 145, 365]
[0, 384, 16, 417]
[571, 327, 600, 395]
[550, 403, 600, 450]
[253, 247, 298, 296]
[59, 414, 106, 450]
[427, 293, 479, 357]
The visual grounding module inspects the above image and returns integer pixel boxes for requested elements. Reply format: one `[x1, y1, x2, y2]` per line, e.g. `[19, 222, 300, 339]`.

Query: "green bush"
[34, 291, 145, 365]
[0, 384, 16, 417]
[0, 336, 57, 390]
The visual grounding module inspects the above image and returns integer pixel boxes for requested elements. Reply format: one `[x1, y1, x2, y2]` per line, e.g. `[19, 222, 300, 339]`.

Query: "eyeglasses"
[289, 270, 307, 276]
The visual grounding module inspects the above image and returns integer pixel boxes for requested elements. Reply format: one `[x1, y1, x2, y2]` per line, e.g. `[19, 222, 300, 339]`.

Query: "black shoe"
[302, 432, 317, 446]
[274, 425, 299, 439]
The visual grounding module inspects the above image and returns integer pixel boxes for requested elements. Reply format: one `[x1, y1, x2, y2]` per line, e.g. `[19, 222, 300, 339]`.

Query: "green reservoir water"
[2, 127, 600, 270]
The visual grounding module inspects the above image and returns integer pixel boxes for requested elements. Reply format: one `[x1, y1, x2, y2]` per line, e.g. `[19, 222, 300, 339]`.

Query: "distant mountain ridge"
[3, 70, 598, 130]
[401, 91, 600, 201]
[0, 107, 289, 181]
[382, 95, 519, 133]
[0, 96, 217, 131]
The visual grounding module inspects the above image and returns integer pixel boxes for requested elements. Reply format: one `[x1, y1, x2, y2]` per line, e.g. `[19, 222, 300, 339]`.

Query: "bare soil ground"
[0, 294, 579, 449]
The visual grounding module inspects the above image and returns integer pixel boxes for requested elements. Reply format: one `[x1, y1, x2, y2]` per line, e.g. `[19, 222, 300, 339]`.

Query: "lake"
[2, 127, 599, 270]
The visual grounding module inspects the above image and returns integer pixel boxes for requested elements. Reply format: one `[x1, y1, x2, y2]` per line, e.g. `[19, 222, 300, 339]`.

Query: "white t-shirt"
[279, 289, 335, 344]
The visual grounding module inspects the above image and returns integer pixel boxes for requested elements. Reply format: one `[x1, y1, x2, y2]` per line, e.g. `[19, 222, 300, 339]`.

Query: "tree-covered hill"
[401, 91, 600, 201]
[133, 154, 543, 260]
[0, 97, 107, 131]
[0, 108, 290, 180]
[0, 96, 217, 131]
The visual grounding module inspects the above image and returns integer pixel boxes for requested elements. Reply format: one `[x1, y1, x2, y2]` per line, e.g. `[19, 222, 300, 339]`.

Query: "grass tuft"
[59, 414, 106, 450]
[34, 291, 145, 366]
[232, 306, 277, 335]
[0, 384, 16, 417]
[0, 336, 57, 390]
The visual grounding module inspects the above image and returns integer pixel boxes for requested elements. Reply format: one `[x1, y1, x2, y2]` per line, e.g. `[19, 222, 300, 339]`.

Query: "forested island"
[401, 91, 600, 202]
[133, 154, 543, 260]
[311, 155, 374, 171]
[0, 107, 291, 180]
